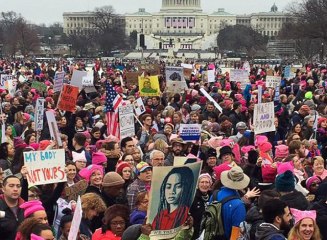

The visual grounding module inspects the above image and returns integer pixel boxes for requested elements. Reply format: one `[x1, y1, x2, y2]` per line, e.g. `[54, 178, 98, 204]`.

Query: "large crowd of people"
[0, 58, 326, 240]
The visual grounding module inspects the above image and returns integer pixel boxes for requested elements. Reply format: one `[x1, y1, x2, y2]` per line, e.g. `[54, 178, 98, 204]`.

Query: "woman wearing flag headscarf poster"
[146, 162, 202, 239]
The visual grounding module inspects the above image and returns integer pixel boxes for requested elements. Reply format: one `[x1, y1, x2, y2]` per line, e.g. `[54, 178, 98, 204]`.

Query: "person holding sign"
[152, 166, 194, 230]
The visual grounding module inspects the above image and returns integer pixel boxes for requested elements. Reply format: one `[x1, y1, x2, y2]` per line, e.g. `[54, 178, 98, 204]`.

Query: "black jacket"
[0, 195, 25, 240]
[255, 223, 286, 240]
[280, 190, 309, 210]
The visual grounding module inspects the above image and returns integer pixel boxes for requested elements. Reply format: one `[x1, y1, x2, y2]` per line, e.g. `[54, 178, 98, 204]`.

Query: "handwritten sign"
[179, 124, 201, 142]
[266, 76, 281, 88]
[119, 104, 135, 139]
[0, 74, 13, 88]
[207, 70, 215, 83]
[31, 81, 47, 93]
[230, 69, 248, 82]
[133, 97, 146, 116]
[166, 66, 188, 93]
[57, 84, 79, 112]
[53, 71, 65, 92]
[68, 196, 82, 240]
[24, 149, 67, 186]
[253, 102, 276, 134]
[35, 98, 45, 131]
[46, 111, 63, 147]
[70, 70, 87, 90]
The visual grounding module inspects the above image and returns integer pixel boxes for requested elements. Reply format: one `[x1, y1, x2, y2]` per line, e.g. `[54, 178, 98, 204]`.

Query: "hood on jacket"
[255, 223, 286, 240]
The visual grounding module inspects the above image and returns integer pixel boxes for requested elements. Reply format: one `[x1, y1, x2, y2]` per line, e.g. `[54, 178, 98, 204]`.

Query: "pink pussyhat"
[20, 200, 45, 218]
[290, 208, 316, 225]
[30, 234, 44, 240]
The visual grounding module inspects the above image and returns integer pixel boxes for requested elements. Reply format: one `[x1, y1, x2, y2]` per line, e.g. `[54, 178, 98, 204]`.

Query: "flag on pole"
[105, 82, 123, 139]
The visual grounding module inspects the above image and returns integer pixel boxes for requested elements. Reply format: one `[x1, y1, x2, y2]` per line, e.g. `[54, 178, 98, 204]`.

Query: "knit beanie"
[277, 162, 294, 175]
[275, 145, 289, 158]
[20, 200, 45, 218]
[116, 162, 132, 175]
[198, 173, 213, 185]
[275, 170, 295, 192]
[92, 152, 107, 165]
[258, 142, 272, 153]
[79, 164, 103, 182]
[102, 172, 125, 187]
[72, 151, 87, 163]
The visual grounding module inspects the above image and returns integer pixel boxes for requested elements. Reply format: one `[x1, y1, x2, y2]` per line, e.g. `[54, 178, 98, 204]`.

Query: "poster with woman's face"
[147, 161, 202, 239]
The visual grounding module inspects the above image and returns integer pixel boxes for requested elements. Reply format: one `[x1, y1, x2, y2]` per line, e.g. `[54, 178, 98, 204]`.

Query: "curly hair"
[101, 204, 130, 233]
[288, 219, 321, 240]
[17, 217, 51, 240]
[81, 192, 106, 218]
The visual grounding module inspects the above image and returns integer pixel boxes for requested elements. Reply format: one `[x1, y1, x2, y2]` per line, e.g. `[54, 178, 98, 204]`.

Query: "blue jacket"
[210, 187, 246, 239]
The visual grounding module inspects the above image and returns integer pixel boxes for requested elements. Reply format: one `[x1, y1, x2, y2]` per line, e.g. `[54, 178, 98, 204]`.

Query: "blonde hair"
[81, 193, 106, 216]
[288, 219, 321, 240]
[313, 156, 324, 165]
[153, 139, 168, 153]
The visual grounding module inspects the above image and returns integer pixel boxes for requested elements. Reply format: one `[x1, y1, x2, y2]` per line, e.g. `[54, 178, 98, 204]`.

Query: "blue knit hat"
[275, 170, 295, 192]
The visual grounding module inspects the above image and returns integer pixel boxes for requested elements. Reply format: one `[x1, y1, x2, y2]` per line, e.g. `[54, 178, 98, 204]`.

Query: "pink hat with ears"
[92, 152, 107, 165]
[191, 89, 198, 97]
[20, 200, 45, 218]
[255, 135, 268, 146]
[241, 145, 255, 154]
[290, 208, 316, 225]
[23, 113, 30, 122]
[208, 137, 223, 149]
[277, 161, 294, 175]
[79, 164, 103, 183]
[275, 145, 289, 158]
[258, 142, 272, 153]
[30, 234, 44, 240]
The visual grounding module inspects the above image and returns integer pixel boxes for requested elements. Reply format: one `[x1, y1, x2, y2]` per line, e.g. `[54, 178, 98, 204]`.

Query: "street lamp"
[0, 44, 3, 59]
[48, 37, 52, 58]
[68, 44, 72, 57]
[322, 42, 325, 63]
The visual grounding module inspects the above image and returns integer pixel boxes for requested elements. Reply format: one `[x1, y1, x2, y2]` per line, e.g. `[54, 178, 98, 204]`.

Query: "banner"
[139, 76, 160, 97]
[207, 70, 215, 83]
[266, 76, 281, 88]
[165, 66, 188, 93]
[34, 98, 45, 131]
[119, 104, 135, 139]
[147, 162, 202, 239]
[31, 81, 47, 93]
[53, 71, 65, 92]
[68, 196, 82, 240]
[46, 111, 63, 147]
[179, 124, 201, 142]
[57, 84, 79, 112]
[133, 97, 146, 116]
[24, 149, 67, 186]
[253, 102, 276, 134]
[230, 69, 248, 82]
[70, 70, 87, 90]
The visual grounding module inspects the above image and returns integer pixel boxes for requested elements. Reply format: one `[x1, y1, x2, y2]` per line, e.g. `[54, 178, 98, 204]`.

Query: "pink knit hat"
[241, 145, 255, 154]
[258, 142, 272, 153]
[275, 145, 289, 158]
[92, 152, 107, 165]
[29, 143, 40, 151]
[82, 131, 91, 139]
[20, 200, 45, 218]
[255, 135, 268, 146]
[79, 164, 103, 182]
[208, 137, 223, 149]
[213, 163, 232, 181]
[31, 234, 44, 240]
[277, 162, 294, 175]
[290, 208, 316, 225]
[305, 176, 322, 190]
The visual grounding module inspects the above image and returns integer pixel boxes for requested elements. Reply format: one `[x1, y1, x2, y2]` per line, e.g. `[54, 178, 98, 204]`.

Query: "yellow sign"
[138, 75, 160, 97]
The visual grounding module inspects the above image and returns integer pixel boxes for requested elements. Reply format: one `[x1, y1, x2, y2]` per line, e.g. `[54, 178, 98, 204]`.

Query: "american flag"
[105, 81, 123, 139]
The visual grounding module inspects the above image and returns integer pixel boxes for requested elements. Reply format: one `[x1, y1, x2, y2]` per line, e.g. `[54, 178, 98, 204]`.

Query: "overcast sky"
[2, 0, 296, 25]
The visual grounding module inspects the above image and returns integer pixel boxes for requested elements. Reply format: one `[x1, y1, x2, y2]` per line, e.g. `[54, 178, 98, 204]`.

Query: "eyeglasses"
[110, 221, 125, 227]
[28, 194, 40, 200]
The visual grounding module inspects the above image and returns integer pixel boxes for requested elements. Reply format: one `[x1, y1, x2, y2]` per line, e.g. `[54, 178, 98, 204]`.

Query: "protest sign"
[68, 196, 82, 240]
[253, 102, 276, 134]
[139, 76, 160, 97]
[0, 74, 12, 89]
[82, 74, 94, 87]
[230, 69, 248, 82]
[70, 70, 87, 89]
[53, 71, 65, 92]
[125, 72, 140, 86]
[274, 87, 280, 102]
[119, 104, 135, 139]
[24, 149, 67, 186]
[31, 81, 47, 93]
[46, 111, 63, 147]
[1, 123, 6, 143]
[181, 63, 193, 79]
[138, 64, 161, 75]
[200, 88, 223, 112]
[207, 70, 215, 83]
[179, 124, 201, 142]
[34, 98, 45, 131]
[284, 66, 291, 80]
[133, 97, 146, 116]
[1, 75, 17, 97]
[165, 66, 188, 93]
[243, 61, 251, 73]
[57, 84, 79, 112]
[173, 157, 197, 166]
[266, 76, 281, 88]
[147, 162, 202, 239]
[258, 85, 263, 104]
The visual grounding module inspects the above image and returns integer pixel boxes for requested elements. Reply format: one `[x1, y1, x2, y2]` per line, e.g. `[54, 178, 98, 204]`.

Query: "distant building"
[63, 1, 293, 50]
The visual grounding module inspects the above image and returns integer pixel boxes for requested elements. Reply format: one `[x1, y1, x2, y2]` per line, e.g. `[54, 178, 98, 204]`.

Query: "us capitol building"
[63, 0, 292, 51]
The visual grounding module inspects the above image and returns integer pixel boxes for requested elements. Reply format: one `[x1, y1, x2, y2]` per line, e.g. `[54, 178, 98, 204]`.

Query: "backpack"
[200, 190, 239, 240]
